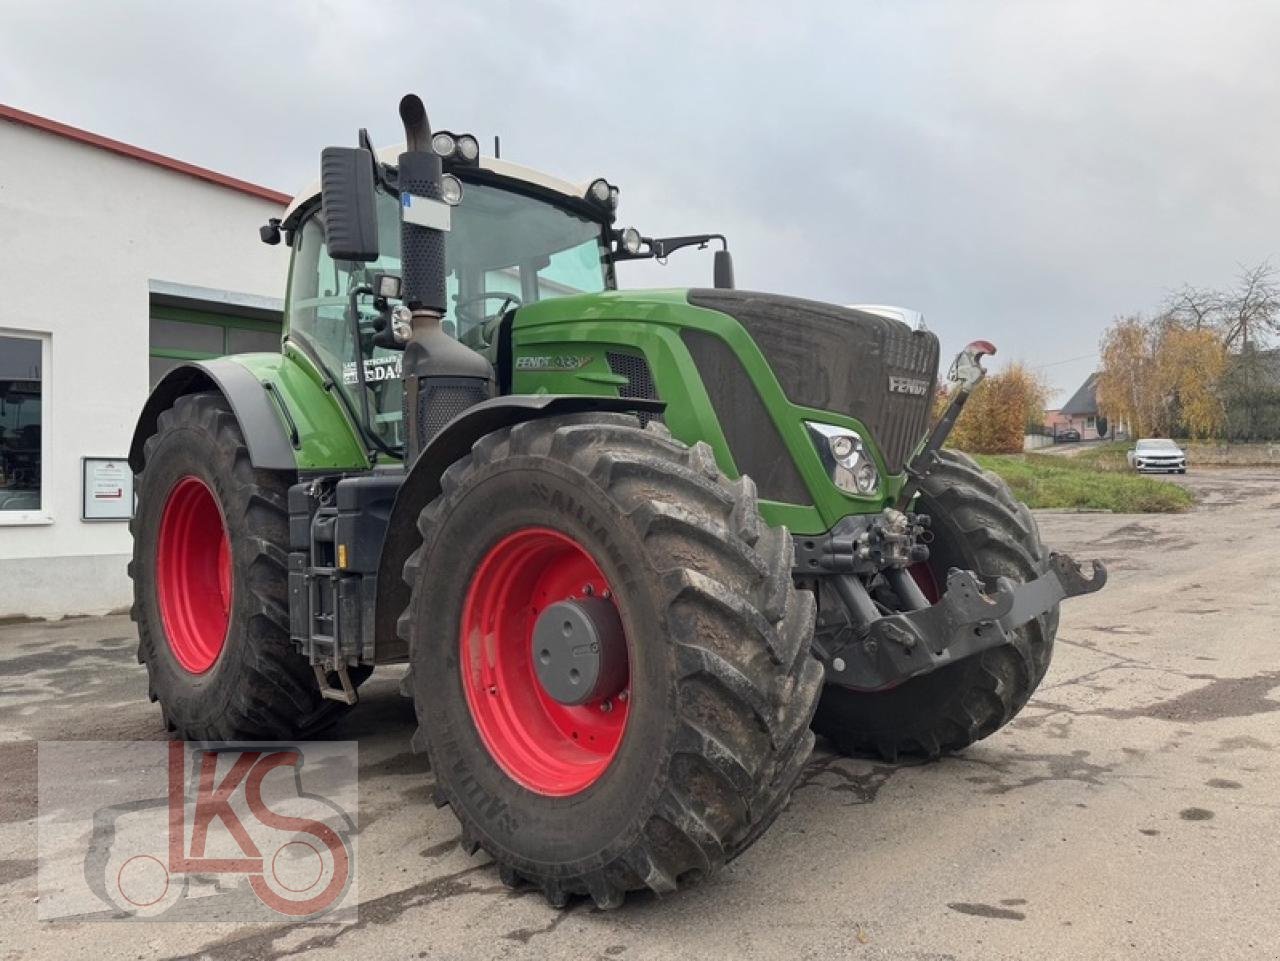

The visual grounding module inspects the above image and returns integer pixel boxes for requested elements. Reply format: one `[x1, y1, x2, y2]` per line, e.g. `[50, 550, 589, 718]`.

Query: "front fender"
[371, 394, 664, 662]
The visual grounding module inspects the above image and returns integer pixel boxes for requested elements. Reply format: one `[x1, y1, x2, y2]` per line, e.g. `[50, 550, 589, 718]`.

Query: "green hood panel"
[508, 289, 910, 534]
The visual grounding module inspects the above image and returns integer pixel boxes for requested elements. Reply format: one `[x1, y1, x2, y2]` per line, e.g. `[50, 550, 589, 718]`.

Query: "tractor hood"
[687, 290, 940, 473]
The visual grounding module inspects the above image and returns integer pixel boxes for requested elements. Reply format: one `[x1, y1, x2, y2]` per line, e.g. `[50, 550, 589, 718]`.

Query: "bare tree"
[1220, 261, 1280, 351]
[1161, 284, 1223, 331]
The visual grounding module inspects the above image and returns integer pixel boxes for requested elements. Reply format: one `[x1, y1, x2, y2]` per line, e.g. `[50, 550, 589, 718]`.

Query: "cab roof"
[282, 143, 594, 226]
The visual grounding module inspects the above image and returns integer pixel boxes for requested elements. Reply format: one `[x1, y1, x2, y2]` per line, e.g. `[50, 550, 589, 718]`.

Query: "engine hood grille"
[688, 290, 940, 473]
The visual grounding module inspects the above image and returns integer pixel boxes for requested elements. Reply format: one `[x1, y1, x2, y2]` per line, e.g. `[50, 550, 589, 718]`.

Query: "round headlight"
[589, 178, 611, 204]
[391, 305, 413, 344]
[457, 134, 480, 162]
[608, 185, 620, 208]
[855, 462, 879, 493]
[431, 132, 457, 158]
[829, 435, 856, 460]
[439, 174, 464, 206]
[621, 227, 642, 255]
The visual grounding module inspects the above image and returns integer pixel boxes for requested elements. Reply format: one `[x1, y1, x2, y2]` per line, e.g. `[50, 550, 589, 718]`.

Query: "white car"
[1126, 438, 1187, 473]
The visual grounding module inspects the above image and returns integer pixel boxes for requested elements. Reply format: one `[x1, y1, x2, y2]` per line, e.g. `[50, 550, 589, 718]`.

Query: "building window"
[148, 306, 281, 387]
[1085, 416, 1097, 430]
[0, 331, 46, 519]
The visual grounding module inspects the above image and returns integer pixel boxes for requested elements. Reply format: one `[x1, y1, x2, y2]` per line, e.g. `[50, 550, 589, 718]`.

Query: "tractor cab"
[275, 151, 619, 452]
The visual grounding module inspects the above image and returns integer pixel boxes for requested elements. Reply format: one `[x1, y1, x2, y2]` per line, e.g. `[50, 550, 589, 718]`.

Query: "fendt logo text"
[887, 375, 930, 396]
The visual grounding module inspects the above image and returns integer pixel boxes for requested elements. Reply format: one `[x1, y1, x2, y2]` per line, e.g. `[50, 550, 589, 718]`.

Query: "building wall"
[0, 121, 289, 617]
[1044, 409, 1104, 439]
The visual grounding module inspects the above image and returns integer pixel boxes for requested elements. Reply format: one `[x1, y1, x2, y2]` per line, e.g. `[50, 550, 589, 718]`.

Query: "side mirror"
[713, 249, 735, 289]
[320, 146, 379, 261]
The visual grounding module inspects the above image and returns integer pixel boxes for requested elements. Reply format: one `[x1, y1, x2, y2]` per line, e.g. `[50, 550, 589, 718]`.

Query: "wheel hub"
[531, 597, 628, 706]
[459, 527, 632, 796]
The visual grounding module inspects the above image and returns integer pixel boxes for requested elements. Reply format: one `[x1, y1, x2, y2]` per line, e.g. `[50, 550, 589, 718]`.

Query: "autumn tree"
[1097, 262, 1280, 441]
[945, 362, 1048, 454]
[1150, 325, 1227, 438]
[1097, 315, 1157, 436]
[1097, 313, 1228, 439]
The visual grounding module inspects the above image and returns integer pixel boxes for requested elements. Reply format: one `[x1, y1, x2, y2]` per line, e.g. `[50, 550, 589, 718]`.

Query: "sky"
[3, 0, 1279, 403]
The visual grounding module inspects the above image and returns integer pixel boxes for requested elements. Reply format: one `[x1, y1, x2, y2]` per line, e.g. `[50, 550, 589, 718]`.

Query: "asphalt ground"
[2, 467, 1277, 960]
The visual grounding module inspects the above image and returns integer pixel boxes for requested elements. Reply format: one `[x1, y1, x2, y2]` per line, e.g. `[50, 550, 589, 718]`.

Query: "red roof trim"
[0, 103, 290, 205]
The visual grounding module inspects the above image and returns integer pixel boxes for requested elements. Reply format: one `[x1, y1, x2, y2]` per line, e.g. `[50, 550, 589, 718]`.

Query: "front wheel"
[813, 449, 1058, 760]
[403, 414, 822, 908]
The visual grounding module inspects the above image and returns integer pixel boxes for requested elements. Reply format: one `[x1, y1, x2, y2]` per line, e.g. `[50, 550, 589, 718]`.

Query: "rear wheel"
[129, 391, 362, 739]
[812, 449, 1057, 760]
[403, 414, 822, 908]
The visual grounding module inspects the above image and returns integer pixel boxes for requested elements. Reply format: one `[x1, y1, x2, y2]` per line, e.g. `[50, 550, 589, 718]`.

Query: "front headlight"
[439, 173, 464, 206]
[806, 422, 881, 495]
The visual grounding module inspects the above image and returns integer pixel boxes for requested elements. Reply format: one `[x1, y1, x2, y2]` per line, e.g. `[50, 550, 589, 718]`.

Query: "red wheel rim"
[459, 527, 631, 796]
[909, 562, 941, 604]
[156, 476, 231, 674]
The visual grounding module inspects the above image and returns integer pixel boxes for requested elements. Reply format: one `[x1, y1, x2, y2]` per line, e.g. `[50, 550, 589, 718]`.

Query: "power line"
[1030, 352, 1098, 371]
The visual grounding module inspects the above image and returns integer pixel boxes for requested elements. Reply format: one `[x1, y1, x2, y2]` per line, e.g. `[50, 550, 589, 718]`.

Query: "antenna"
[494, 135, 501, 159]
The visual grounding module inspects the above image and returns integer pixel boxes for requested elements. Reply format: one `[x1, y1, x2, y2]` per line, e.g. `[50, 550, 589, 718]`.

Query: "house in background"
[1045, 372, 1116, 439]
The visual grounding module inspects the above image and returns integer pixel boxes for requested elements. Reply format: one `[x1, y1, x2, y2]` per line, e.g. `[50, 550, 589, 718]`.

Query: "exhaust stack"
[396, 93, 494, 462]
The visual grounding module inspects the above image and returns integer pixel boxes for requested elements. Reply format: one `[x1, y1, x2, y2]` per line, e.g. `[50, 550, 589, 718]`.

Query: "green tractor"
[127, 93, 1105, 909]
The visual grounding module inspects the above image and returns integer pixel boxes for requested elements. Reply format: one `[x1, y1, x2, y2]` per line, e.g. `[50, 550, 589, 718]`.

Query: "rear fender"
[128, 354, 369, 474]
[128, 359, 296, 473]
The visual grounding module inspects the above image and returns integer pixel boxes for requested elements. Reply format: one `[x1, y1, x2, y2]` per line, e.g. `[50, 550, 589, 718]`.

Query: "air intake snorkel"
[396, 94, 494, 462]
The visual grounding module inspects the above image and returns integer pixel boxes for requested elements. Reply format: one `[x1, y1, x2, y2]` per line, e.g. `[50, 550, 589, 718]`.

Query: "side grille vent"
[680, 330, 813, 505]
[416, 379, 489, 445]
[606, 351, 662, 426]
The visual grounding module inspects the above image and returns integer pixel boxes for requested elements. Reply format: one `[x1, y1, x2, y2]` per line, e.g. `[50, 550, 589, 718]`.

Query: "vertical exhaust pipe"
[397, 94, 448, 315]
[396, 94, 493, 462]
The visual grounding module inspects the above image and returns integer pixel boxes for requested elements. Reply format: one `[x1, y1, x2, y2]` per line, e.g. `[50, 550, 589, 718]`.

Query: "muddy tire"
[129, 391, 361, 739]
[402, 413, 822, 908]
[812, 449, 1057, 760]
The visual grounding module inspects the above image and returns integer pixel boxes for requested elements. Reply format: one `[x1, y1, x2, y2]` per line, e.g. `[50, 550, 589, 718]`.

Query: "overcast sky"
[4, 0, 1278, 402]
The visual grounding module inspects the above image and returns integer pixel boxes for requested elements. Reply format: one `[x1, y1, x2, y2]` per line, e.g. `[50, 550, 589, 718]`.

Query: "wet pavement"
[2, 467, 1278, 960]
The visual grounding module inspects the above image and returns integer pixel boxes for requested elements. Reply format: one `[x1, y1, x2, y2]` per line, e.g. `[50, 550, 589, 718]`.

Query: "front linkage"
[800, 340, 1107, 693]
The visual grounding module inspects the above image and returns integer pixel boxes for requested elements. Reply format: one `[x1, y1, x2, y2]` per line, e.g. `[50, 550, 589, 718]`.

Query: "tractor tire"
[402, 413, 822, 909]
[129, 391, 362, 739]
[812, 449, 1057, 760]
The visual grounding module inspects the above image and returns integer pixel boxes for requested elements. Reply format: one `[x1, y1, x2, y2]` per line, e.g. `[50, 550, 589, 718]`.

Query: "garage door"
[149, 305, 282, 387]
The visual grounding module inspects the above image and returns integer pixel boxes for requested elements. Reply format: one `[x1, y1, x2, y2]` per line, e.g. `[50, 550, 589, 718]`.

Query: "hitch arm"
[897, 339, 997, 509]
[824, 552, 1107, 692]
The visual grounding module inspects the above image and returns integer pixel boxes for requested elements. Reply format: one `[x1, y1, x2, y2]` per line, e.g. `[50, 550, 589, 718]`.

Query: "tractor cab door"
[287, 197, 410, 453]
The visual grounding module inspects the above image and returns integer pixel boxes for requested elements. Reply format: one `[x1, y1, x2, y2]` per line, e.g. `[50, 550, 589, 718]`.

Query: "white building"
[0, 105, 291, 618]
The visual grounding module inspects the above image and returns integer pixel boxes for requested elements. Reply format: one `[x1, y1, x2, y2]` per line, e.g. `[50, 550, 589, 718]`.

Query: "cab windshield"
[286, 180, 609, 450]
